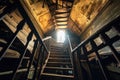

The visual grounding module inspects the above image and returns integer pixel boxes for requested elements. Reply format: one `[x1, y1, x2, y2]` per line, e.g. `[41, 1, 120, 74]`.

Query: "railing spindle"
[37, 47, 45, 80]
[32, 44, 43, 80]
[101, 33, 120, 65]
[12, 32, 33, 80]
[25, 39, 38, 80]
[82, 46, 93, 80]
[90, 40, 109, 80]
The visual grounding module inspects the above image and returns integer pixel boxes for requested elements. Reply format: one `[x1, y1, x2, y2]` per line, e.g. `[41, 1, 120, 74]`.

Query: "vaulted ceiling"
[21, 0, 108, 36]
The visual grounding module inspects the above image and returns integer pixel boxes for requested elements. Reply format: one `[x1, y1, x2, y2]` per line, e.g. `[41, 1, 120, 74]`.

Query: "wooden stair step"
[50, 54, 69, 55]
[50, 45, 63, 48]
[46, 62, 72, 67]
[55, 9, 71, 13]
[50, 54, 69, 56]
[55, 11, 70, 14]
[56, 20, 68, 22]
[55, 8, 71, 12]
[50, 51, 66, 53]
[45, 67, 73, 70]
[50, 47, 63, 49]
[56, 18, 68, 21]
[47, 62, 71, 64]
[44, 67, 73, 75]
[56, 24, 67, 26]
[55, 14, 69, 17]
[50, 55, 70, 58]
[50, 51, 64, 53]
[50, 55, 69, 57]
[49, 57, 70, 59]
[48, 58, 71, 62]
[55, 16, 69, 19]
[41, 73, 74, 78]
[50, 52, 69, 54]
[55, 16, 68, 21]
[56, 22, 67, 24]
[50, 48, 63, 50]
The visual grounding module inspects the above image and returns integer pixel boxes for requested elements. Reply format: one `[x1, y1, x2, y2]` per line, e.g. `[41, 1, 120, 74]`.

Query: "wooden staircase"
[41, 44, 74, 80]
[55, 7, 71, 29]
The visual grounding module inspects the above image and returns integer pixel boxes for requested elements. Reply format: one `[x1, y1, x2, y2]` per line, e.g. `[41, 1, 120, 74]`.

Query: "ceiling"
[21, 0, 108, 36]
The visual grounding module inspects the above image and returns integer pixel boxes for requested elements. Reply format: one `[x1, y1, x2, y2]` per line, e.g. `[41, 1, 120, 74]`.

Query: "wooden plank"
[45, 67, 73, 70]
[41, 73, 74, 78]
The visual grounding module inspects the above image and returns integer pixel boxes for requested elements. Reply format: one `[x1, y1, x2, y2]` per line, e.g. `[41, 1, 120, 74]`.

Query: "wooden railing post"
[0, 1, 49, 80]
[100, 33, 120, 66]
[32, 44, 43, 80]
[82, 45, 93, 80]
[37, 46, 45, 80]
[25, 39, 38, 80]
[76, 48, 84, 80]
[12, 32, 33, 80]
[90, 40, 109, 80]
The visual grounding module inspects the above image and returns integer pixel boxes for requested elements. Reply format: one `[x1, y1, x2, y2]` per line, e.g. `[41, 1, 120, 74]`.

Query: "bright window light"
[57, 30, 65, 43]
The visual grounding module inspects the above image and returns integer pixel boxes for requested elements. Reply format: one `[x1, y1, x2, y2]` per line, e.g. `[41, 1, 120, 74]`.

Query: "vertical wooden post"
[90, 40, 109, 80]
[11, 32, 33, 80]
[100, 33, 120, 65]
[25, 39, 38, 80]
[32, 44, 43, 80]
[82, 46, 93, 80]
[76, 48, 84, 80]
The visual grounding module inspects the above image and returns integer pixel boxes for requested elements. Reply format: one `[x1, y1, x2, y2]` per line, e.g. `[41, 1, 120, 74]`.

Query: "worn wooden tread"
[50, 55, 69, 57]
[41, 73, 74, 78]
[45, 67, 73, 70]
[56, 17, 68, 19]
[55, 11, 70, 15]
[56, 20, 68, 22]
[47, 62, 71, 64]
[50, 54, 69, 56]
[55, 8, 71, 12]
[49, 58, 70, 60]
[23, 57, 30, 59]
[50, 52, 69, 54]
